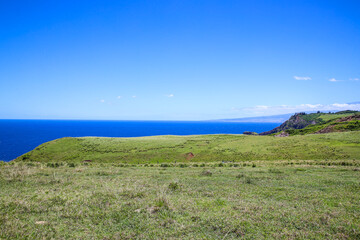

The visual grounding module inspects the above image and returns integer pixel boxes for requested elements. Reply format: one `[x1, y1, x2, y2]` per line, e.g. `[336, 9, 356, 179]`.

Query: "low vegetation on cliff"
[260, 110, 360, 136]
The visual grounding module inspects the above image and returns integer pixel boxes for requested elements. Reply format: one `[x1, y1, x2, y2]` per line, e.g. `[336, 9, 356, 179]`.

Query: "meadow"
[1, 161, 360, 239]
[2, 131, 360, 239]
[17, 131, 360, 164]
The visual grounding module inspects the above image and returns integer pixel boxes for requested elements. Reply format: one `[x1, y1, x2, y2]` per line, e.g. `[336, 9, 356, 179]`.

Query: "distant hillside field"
[17, 131, 360, 163]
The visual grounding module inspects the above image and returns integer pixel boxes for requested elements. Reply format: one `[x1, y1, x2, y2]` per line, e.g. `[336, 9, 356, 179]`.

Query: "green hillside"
[261, 110, 360, 136]
[16, 131, 360, 163]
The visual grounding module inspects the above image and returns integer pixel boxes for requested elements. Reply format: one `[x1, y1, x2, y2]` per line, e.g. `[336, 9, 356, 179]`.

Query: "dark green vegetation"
[17, 131, 360, 164]
[1, 162, 360, 239]
[260, 110, 360, 136]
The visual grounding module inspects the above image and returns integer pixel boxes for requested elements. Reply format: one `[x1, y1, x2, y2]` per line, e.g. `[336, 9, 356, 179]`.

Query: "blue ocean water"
[0, 120, 279, 161]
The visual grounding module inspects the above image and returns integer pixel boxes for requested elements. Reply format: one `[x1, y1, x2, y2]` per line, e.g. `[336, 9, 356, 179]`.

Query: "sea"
[0, 120, 279, 162]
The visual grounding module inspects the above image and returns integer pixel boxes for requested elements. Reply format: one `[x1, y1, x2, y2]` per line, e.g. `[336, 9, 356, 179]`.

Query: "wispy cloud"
[329, 78, 343, 82]
[233, 103, 360, 116]
[117, 96, 122, 99]
[294, 76, 311, 81]
[350, 78, 359, 81]
[132, 95, 137, 98]
[100, 99, 105, 103]
[165, 94, 174, 98]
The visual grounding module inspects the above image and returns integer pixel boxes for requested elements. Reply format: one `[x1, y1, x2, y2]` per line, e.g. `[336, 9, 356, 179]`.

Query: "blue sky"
[0, 0, 359, 120]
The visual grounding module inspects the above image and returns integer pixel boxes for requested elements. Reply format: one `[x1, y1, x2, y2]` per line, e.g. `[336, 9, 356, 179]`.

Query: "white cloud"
[100, 99, 105, 103]
[294, 76, 311, 81]
[329, 78, 342, 82]
[132, 95, 137, 98]
[165, 94, 174, 98]
[350, 78, 359, 81]
[117, 96, 122, 99]
[234, 103, 360, 116]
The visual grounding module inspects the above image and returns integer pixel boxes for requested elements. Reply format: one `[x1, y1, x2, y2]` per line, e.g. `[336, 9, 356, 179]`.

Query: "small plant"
[68, 163, 76, 168]
[236, 173, 245, 178]
[46, 163, 59, 168]
[160, 163, 169, 167]
[218, 162, 224, 167]
[244, 177, 252, 184]
[179, 163, 188, 168]
[192, 164, 198, 167]
[201, 170, 212, 176]
[268, 168, 283, 174]
[168, 182, 180, 191]
[200, 163, 206, 167]
[154, 195, 170, 210]
[252, 163, 256, 168]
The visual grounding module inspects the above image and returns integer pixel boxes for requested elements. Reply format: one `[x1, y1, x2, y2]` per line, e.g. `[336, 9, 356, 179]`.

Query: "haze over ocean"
[0, 120, 278, 161]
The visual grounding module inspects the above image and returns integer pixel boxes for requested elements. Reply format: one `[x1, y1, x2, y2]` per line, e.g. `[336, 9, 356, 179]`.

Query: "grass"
[1, 162, 360, 239]
[16, 131, 360, 163]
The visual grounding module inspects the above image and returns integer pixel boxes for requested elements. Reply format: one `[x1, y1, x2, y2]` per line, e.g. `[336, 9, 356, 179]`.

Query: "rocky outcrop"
[274, 131, 289, 137]
[243, 131, 258, 135]
[260, 113, 314, 135]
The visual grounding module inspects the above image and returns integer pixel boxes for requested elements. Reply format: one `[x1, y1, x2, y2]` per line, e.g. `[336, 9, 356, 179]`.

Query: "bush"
[236, 173, 245, 178]
[168, 182, 180, 191]
[201, 170, 212, 176]
[68, 163, 76, 168]
[244, 177, 252, 184]
[160, 163, 170, 168]
[268, 168, 283, 174]
[46, 163, 60, 168]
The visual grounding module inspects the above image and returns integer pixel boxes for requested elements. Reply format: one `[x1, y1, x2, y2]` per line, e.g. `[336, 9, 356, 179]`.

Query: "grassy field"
[1, 162, 360, 239]
[17, 131, 360, 163]
[4, 131, 360, 239]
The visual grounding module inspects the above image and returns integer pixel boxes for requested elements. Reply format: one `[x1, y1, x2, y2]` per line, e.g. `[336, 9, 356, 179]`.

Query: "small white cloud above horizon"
[132, 95, 137, 98]
[233, 102, 360, 116]
[294, 76, 311, 81]
[100, 99, 105, 103]
[117, 96, 122, 99]
[329, 78, 342, 82]
[165, 94, 174, 98]
[350, 78, 359, 81]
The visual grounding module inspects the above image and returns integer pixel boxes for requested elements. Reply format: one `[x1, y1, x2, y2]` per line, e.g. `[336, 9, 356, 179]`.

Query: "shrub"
[68, 163, 76, 168]
[268, 168, 283, 174]
[236, 173, 245, 178]
[160, 163, 170, 168]
[201, 170, 212, 176]
[168, 182, 180, 191]
[244, 177, 252, 184]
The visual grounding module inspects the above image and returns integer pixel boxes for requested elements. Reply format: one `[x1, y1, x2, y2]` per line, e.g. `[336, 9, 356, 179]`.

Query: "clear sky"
[0, 0, 359, 120]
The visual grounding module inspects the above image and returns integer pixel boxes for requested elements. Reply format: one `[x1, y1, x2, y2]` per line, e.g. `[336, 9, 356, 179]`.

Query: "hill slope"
[260, 110, 360, 136]
[16, 131, 360, 163]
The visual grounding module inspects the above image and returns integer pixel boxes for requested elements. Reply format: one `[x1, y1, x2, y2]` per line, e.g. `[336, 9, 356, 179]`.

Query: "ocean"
[0, 120, 279, 161]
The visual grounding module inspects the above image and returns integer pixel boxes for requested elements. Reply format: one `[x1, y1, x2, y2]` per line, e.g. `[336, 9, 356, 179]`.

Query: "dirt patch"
[185, 152, 195, 160]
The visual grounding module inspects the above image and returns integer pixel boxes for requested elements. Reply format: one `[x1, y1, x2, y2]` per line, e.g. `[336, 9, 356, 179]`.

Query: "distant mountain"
[215, 113, 294, 123]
